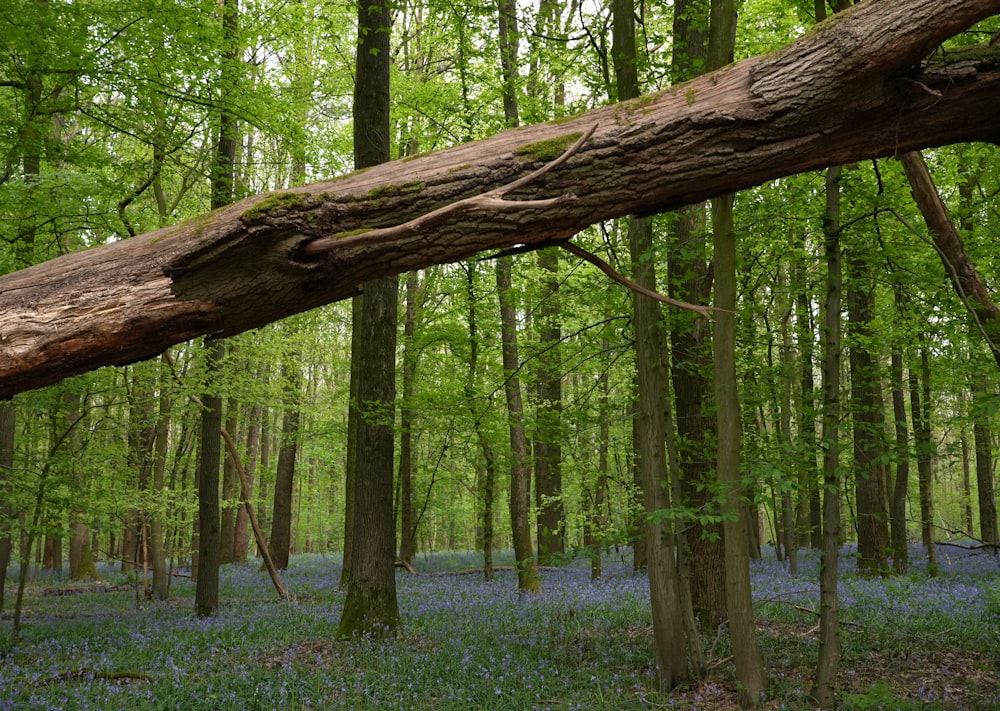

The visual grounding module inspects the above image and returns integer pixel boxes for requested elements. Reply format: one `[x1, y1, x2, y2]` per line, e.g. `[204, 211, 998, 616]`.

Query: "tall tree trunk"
[494, 0, 539, 595]
[776, 269, 798, 575]
[971, 368, 998, 546]
[336, 0, 401, 636]
[0, 402, 13, 612]
[398, 270, 420, 565]
[847, 246, 890, 576]
[497, 256, 541, 594]
[587, 360, 611, 580]
[630, 215, 689, 690]
[234, 397, 261, 562]
[219, 393, 239, 564]
[811, 166, 844, 708]
[794, 273, 822, 549]
[464, 262, 498, 581]
[270, 357, 302, 570]
[149, 355, 173, 600]
[195, 0, 239, 616]
[614, 0, 689, 687]
[340, 297, 361, 588]
[534, 248, 565, 564]
[668, 0, 726, 630]
[66, 389, 99, 582]
[961, 425, 974, 535]
[712, 173, 768, 708]
[888, 330, 910, 575]
[195, 340, 225, 617]
[910, 346, 937, 573]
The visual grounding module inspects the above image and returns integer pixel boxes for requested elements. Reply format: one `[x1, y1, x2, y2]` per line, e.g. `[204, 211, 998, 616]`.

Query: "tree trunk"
[497, 257, 541, 594]
[219, 394, 239, 565]
[534, 248, 564, 565]
[811, 166, 844, 708]
[3, 0, 1000, 396]
[847, 247, 890, 576]
[270, 357, 301, 570]
[0, 401, 14, 612]
[911, 346, 937, 573]
[888, 335, 910, 575]
[464, 262, 497, 581]
[398, 270, 419, 565]
[195, 339, 224, 617]
[667, 0, 726, 631]
[149, 354, 172, 600]
[794, 270, 821, 549]
[233, 398, 261, 562]
[630, 215, 689, 691]
[340, 296, 361, 588]
[336, 0, 401, 636]
[971, 372, 999, 546]
[712, 190, 768, 706]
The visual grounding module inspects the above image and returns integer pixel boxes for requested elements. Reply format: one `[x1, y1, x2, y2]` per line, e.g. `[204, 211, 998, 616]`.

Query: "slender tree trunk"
[961, 426, 974, 535]
[495, 0, 539, 595]
[340, 296, 361, 588]
[270, 357, 302, 570]
[150, 355, 172, 600]
[910, 346, 937, 573]
[812, 166, 844, 708]
[234, 398, 261, 562]
[668, 0, 727, 630]
[589, 361, 611, 581]
[398, 270, 420, 565]
[794, 277, 822, 549]
[497, 257, 541, 594]
[219, 394, 239, 564]
[534, 248, 565, 565]
[63, 389, 98, 582]
[712, 190, 768, 706]
[971, 372, 998, 546]
[631, 215, 689, 690]
[0, 401, 13, 612]
[195, 340, 225, 617]
[888, 339, 910, 575]
[464, 262, 497, 581]
[776, 270, 798, 575]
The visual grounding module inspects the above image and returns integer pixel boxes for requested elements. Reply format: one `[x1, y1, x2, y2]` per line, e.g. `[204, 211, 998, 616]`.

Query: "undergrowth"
[0, 545, 997, 710]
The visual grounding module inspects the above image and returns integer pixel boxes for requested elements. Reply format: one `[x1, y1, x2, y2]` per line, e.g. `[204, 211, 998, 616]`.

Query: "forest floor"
[1, 544, 998, 710]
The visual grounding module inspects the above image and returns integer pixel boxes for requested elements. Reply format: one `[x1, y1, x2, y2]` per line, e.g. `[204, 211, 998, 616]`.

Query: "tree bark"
[811, 166, 843, 708]
[0, 401, 13, 612]
[847, 247, 890, 576]
[195, 340, 224, 617]
[398, 270, 419, 565]
[971, 371, 999, 547]
[534, 248, 565, 565]
[269, 356, 301, 570]
[911, 346, 937, 574]
[497, 256, 541, 594]
[888, 334, 910, 575]
[336, 0, 401, 636]
[2, 0, 1000, 396]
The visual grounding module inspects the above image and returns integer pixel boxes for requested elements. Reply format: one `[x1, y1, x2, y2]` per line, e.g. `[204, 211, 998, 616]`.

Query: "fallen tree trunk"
[2, 0, 1000, 397]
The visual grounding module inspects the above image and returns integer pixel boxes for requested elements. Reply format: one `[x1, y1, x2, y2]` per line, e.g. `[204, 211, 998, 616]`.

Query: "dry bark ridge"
[2, 0, 1000, 397]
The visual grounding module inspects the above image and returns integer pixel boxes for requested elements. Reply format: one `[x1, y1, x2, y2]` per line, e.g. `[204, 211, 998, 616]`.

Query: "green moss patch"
[514, 132, 583, 162]
[241, 192, 310, 221]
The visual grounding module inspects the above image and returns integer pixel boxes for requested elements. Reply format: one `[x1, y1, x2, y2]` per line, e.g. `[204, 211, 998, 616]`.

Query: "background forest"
[1, 0, 999, 707]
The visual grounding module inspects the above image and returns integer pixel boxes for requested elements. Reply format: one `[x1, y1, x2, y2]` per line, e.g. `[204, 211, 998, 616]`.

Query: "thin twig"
[303, 124, 599, 256]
